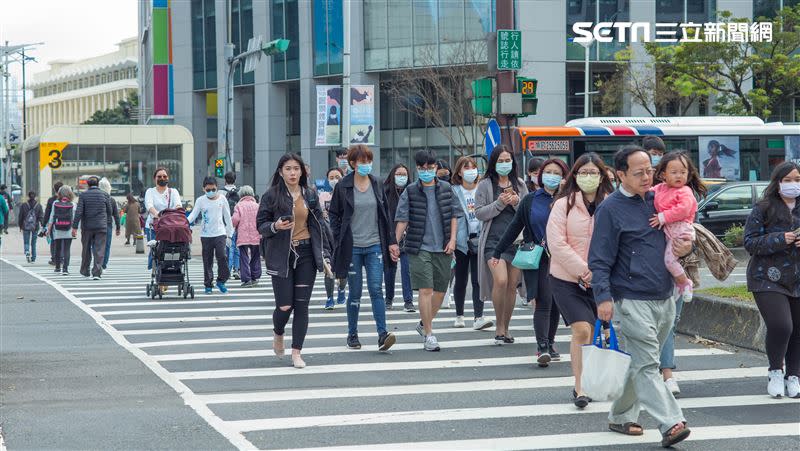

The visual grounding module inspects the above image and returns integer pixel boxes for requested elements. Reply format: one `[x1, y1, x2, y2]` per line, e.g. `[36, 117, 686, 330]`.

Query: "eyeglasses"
[629, 168, 655, 178]
[576, 171, 601, 176]
[205, 188, 217, 193]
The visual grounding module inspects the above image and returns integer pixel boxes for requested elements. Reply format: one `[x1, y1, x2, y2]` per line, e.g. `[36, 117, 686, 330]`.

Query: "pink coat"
[231, 196, 261, 246]
[653, 183, 697, 224]
[546, 192, 596, 284]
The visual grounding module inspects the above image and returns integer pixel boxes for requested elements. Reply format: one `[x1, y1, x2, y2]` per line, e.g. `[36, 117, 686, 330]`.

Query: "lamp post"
[574, 38, 597, 118]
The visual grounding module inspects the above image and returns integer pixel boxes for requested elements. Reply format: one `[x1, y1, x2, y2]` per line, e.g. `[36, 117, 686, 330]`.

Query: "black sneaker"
[54, 267, 61, 273]
[385, 299, 393, 310]
[573, 389, 590, 409]
[548, 343, 561, 361]
[347, 334, 361, 350]
[536, 341, 551, 367]
[503, 335, 515, 344]
[378, 332, 396, 351]
[403, 300, 416, 312]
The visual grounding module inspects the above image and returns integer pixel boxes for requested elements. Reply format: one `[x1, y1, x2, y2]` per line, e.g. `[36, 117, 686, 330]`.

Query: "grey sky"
[1, 0, 137, 85]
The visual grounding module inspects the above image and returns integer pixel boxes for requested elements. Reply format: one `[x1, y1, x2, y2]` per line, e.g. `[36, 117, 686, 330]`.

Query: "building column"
[628, 1, 656, 117]
[298, 0, 327, 180]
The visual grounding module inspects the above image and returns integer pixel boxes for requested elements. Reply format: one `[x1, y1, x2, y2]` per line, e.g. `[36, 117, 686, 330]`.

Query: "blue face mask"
[542, 174, 562, 190]
[205, 189, 217, 199]
[394, 175, 408, 187]
[357, 163, 372, 176]
[496, 161, 513, 176]
[418, 169, 436, 183]
[651, 154, 662, 166]
[338, 159, 350, 172]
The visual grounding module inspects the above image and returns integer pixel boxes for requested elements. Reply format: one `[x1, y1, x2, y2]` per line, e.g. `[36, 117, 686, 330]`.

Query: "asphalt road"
[1, 253, 798, 450]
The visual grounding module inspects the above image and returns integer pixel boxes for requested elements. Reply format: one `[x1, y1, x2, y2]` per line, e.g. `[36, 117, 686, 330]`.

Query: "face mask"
[576, 174, 601, 194]
[157, 179, 168, 187]
[395, 175, 408, 187]
[338, 159, 350, 172]
[463, 169, 478, 183]
[328, 179, 339, 190]
[418, 169, 436, 183]
[496, 162, 513, 176]
[542, 173, 562, 190]
[651, 155, 662, 166]
[205, 190, 217, 199]
[779, 182, 800, 199]
[357, 163, 372, 177]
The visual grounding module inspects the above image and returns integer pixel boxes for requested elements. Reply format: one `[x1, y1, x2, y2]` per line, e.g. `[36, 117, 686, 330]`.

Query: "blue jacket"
[0, 195, 7, 225]
[588, 189, 673, 304]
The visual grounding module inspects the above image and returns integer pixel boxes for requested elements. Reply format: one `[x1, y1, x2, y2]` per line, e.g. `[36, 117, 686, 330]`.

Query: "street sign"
[215, 158, 225, 178]
[243, 35, 263, 73]
[497, 30, 522, 71]
[39, 142, 69, 171]
[485, 119, 501, 156]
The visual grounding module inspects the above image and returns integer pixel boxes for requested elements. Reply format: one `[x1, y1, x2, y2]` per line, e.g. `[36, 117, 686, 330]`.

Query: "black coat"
[72, 186, 112, 231]
[329, 172, 397, 279]
[256, 185, 333, 279]
[18, 200, 43, 230]
[744, 200, 800, 297]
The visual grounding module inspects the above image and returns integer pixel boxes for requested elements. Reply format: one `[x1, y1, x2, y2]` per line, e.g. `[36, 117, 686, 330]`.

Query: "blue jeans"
[384, 252, 413, 302]
[227, 231, 240, 271]
[23, 230, 37, 261]
[103, 224, 112, 269]
[347, 244, 387, 336]
[146, 227, 155, 269]
[659, 295, 685, 370]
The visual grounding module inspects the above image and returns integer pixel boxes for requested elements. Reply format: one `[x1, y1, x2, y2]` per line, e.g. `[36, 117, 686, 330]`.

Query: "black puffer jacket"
[744, 200, 800, 297]
[256, 185, 333, 279]
[72, 186, 112, 231]
[329, 173, 397, 279]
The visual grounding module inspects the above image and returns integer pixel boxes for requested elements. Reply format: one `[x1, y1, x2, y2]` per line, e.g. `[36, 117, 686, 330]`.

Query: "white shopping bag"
[580, 319, 631, 402]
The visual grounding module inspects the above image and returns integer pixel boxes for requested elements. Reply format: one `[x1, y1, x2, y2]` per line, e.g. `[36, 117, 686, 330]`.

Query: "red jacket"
[231, 196, 261, 246]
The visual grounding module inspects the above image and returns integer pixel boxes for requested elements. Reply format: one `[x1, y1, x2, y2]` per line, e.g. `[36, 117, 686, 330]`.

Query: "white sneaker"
[786, 375, 800, 398]
[415, 321, 424, 337]
[424, 335, 440, 352]
[768, 369, 785, 398]
[664, 377, 681, 396]
[473, 317, 494, 330]
[453, 316, 465, 328]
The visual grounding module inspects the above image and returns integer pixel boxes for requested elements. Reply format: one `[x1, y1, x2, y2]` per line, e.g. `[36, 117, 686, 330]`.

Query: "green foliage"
[697, 285, 754, 302]
[84, 92, 138, 125]
[723, 224, 745, 248]
[647, 6, 800, 119]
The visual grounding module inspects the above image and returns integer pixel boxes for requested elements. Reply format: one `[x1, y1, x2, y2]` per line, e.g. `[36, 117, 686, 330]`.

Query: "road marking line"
[96, 303, 486, 315]
[173, 349, 730, 379]
[280, 423, 800, 450]
[0, 258, 258, 450]
[229, 394, 800, 432]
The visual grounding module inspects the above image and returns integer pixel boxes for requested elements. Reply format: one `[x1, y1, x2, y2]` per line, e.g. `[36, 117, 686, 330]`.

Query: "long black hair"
[654, 150, 708, 198]
[484, 144, 522, 192]
[267, 153, 309, 210]
[757, 161, 800, 228]
[557, 152, 614, 214]
[384, 163, 410, 202]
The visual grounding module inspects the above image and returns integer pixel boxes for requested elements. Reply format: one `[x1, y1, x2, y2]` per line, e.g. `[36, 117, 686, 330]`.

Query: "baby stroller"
[146, 207, 195, 299]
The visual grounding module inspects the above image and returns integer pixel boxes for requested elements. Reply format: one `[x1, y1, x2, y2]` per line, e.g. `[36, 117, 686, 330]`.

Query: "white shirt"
[144, 187, 182, 229]
[187, 194, 234, 238]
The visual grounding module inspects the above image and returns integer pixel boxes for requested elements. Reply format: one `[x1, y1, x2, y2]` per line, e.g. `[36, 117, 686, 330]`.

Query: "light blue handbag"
[511, 239, 544, 270]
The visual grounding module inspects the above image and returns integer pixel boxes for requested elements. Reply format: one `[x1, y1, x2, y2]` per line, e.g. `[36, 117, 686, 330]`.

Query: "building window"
[754, 0, 799, 18]
[231, 0, 255, 86]
[656, 0, 716, 25]
[313, 0, 343, 76]
[566, 0, 630, 61]
[272, 0, 300, 81]
[191, 0, 219, 90]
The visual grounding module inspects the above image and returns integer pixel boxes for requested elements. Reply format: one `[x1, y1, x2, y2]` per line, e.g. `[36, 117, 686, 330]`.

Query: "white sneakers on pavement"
[424, 335, 440, 352]
[785, 375, 800, 398]
[664, 377, 681, 396]
[768, 369, 785, 398]
[453, 316, 465, 328]
[473, 317, 494, 330]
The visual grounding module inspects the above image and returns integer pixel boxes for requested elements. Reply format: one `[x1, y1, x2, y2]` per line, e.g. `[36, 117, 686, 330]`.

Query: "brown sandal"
[609, 422, 644, 436]
[661, 422, 690, 448]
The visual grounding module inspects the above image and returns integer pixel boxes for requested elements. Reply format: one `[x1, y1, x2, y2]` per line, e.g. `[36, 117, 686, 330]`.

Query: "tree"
[647, 6, 800, 119]
[383, 42, 488, 158]
[84, 92, 138, 125]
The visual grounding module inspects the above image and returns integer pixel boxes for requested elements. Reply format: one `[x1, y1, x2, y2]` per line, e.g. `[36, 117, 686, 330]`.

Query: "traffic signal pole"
[495, 0, 516, 148]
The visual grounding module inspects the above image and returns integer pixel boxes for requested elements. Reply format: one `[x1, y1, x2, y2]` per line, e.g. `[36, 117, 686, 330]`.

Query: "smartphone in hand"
[278, 215, 293, 223]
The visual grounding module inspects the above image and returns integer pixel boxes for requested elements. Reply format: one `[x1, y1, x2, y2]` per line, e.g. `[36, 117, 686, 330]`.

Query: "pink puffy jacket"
[546, 191, 598, 284]
[231, 196, 261, 246]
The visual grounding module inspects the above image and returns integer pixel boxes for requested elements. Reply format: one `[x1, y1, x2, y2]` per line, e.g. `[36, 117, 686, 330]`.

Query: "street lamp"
[574, 37, 597, 118]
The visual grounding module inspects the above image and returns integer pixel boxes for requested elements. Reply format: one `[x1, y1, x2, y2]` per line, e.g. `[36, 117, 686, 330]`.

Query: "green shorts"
[408, 250, 452, 293]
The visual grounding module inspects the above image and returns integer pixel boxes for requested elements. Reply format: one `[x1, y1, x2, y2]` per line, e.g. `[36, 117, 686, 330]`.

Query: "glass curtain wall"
[566, 0, 629, 61]
[191, 0, 218, 90]
[313, 0, 344, 76]
[272, 0, 300, 81]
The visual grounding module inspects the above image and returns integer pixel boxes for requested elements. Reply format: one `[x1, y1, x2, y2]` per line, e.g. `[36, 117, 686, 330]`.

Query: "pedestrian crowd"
[9, 134, 799, 449]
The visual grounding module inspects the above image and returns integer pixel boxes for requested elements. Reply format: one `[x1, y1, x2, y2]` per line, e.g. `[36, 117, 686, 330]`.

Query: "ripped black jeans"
[271, 244, 315, 350]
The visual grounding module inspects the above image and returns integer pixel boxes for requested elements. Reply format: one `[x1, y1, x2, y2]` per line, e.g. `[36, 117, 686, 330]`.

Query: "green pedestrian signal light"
[262, 39, 290, 56]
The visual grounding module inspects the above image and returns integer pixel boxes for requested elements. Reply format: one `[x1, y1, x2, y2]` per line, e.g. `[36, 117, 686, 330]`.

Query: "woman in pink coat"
[231, 185, 262, 287]
[546, 152, 615, 409]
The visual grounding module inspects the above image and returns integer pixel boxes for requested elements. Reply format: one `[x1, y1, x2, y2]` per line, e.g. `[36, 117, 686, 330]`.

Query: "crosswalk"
[6, 256, 800, 450]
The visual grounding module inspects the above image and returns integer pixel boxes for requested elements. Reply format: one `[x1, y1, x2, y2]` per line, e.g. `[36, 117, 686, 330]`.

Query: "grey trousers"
[610, 297, 685, 434]
[80, 229, 107, 278]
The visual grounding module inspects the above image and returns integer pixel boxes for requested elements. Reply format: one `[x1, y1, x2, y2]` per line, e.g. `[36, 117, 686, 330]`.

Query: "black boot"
[536, 340, 551, 367]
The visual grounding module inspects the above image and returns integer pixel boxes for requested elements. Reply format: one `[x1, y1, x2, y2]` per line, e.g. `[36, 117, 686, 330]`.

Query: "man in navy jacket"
[588, 145, 693, 447]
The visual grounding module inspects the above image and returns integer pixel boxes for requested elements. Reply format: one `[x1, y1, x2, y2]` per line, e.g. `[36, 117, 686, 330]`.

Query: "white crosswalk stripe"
[7, 256, 800, 450]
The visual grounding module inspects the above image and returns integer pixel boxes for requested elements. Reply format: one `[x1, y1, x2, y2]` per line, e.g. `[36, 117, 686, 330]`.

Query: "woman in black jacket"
[744, 161, 800, 398]
[329, 145, 400, 352]
[383, 163, 415, 312]
[256, 153, 332, 369]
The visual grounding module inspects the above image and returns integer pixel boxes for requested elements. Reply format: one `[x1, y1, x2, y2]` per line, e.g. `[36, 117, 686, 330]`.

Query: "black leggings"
[533, 255, 560, 344]
[453, 249, 484, 318]
[271, 244, 315, 350]
[754, 291, 800, 376]
[54, 238, 72, 271]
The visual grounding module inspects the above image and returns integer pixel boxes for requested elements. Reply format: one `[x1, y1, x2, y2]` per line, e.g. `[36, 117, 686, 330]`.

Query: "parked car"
[696, 181, 769, 239]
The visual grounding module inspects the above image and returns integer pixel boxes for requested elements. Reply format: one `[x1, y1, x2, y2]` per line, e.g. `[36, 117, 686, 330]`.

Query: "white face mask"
[328, 179, 339, 189]
[463, 169, 478, 183]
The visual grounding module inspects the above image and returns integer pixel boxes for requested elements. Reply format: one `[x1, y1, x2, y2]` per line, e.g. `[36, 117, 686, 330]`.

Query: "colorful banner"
[787, 136, 800, 163]
[349, 85, 375, 145]
[315, 85, 341, 146]
[699, 136, 740, 181]
[152, 0, 174, 115]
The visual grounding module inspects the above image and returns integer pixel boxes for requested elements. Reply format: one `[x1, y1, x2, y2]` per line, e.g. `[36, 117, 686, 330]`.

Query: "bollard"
[135, 234, 145, 254]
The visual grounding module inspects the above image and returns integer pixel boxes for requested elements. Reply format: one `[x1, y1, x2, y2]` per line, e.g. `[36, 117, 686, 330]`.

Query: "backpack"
[53, 201, 74, 231]
[225, 187, 240, 214]
[23, 205, 38, 231]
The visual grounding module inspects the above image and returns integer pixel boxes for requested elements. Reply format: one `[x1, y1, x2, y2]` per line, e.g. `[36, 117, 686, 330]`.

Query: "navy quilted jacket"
[743, 200, 800, 297]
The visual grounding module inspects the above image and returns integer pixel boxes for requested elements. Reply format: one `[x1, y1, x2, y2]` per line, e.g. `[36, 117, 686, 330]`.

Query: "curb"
[677, 294, 765, 353]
